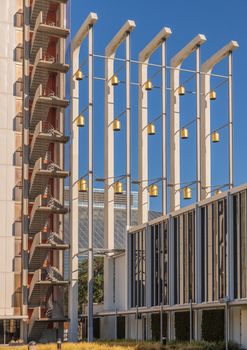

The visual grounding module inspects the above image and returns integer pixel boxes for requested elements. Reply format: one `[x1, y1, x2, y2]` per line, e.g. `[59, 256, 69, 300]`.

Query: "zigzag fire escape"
[28, 0, 69, 341]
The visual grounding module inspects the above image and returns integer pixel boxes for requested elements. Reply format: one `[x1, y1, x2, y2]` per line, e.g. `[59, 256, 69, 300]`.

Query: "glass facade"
[130, 229, 146, 307]
[129, 187, 247, 308]
[150, 221, 168, 306]
[174, 210, 195, 305]
[201, 199, 227, 302]
[233, 191, 247, 299]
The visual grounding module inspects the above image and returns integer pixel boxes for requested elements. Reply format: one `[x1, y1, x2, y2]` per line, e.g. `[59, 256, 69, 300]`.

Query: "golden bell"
[114, 181, 123, 194]
[178, 85, 185, 96]
[113, 119, 121, 132]
[78, 178, 87, 192]
[147, 123, 156, 135]
[210, 90, 217, 100]
[181, 127, 189, 139]
[77, 115, 85, 127]
[111, 74, 119, 86]
[183, 187, 192, 200]
[75, 69, 83, 81]
[149, 184, 158, 197]
[144, 80, 153, 91]
[212, 131, 220, 143]
[215, 189, 222, 195]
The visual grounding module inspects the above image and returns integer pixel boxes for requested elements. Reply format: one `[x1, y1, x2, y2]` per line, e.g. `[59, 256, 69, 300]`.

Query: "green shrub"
[165, 340, 239, 350]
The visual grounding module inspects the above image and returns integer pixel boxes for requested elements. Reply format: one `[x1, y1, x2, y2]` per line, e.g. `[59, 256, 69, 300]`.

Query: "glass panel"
[163, 220, 168, 305]
[240, 192, 246, 298]
[233, 194, 239, 299]
[207, 204, 213, 302]
[188, 211, 195, 302]
[218, 200, 226, 299]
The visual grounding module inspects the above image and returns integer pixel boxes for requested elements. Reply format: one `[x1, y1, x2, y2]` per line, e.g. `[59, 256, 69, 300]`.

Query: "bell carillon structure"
[69, 11, 247, 349]
[0, 0, 70, 343]
[0, 1, 246, 347]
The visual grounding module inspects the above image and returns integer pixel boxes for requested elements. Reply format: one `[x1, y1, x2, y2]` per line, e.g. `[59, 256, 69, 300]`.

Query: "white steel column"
[138, 27, 171, 224]
[200, 41, 238, 199]
[228, 52, 233, 189]
[161, 38, 169, 215]
[104, 20, 136, 310]
[170, 35, 206, 211]
[69, 13, 98, 342]
[196, 46, 201, 202]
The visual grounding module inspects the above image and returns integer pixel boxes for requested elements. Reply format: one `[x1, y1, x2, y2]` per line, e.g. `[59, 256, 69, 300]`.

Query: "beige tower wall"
[0, 0, 17, 317]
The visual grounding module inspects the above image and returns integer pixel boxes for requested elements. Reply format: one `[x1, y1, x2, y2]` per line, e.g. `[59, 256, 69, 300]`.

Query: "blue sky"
[67, 0, 247, 213]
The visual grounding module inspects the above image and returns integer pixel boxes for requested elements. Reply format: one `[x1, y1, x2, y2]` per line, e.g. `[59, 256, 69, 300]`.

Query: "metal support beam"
[170, 34, 206, 211]
[138, 27, 171, 224]
[161, 40, 168, 216]
[104, 20, 136, 311]
[228, 52, 233, 189]
[201, 41, 238, 199]
[196, 47, 201, 202]
[87, 24, 94, 342]
[69, 12, 98, 342]
[125, 31, 131, 310]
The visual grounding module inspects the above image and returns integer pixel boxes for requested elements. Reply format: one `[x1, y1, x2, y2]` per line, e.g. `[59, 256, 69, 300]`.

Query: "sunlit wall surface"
[0, 0, 18, 318]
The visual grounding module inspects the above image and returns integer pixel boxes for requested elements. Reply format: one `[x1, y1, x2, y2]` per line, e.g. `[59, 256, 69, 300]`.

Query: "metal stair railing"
[45, 297, 53, 319]
[43, 266, 63, 282]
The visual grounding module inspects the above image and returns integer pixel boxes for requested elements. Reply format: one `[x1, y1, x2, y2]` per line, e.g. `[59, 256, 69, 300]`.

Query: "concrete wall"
[0, 0, 16, 317]
[230, 307, 241, 346]
[115, 255, 126, 311]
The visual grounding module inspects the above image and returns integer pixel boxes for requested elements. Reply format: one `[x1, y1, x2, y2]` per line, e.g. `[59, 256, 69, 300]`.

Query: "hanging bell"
[113, 119, 121, 132]
[215, 189, 222, 195]
[111, 74, 119, 86]
[147, 123, 156, 136]
[181, 127, 189, 139]
[114, 181, 123, 194]
[77, 114, 85, 127]
[183, 186, 192, 200]
[212, 131, 220, 143]
[78, 178, 87, 192]
[144, 80, 153, 91]
[209, 90, 217, 100]
[178, 85, 185, 96]
[149, 184, 158, 197]
[75, 69, 83, 81]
